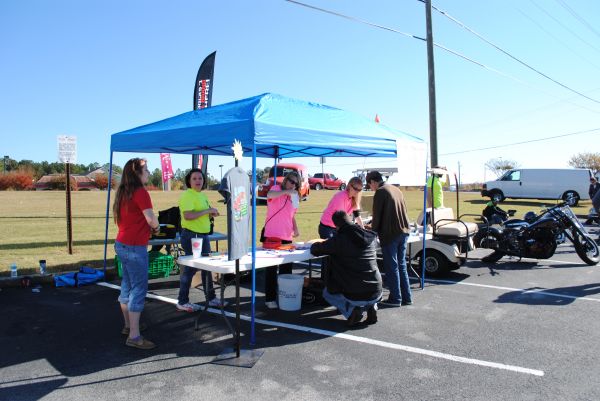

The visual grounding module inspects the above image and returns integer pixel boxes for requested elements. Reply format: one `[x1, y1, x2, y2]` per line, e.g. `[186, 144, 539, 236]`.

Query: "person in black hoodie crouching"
[310, 210, 383, 327]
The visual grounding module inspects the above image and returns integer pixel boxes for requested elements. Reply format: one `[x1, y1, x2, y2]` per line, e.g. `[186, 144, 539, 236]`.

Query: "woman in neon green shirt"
[176, 169, 226, 312]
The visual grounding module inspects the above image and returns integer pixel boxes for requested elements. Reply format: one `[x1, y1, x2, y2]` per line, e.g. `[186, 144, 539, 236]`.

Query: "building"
[34, 167, 121, 191]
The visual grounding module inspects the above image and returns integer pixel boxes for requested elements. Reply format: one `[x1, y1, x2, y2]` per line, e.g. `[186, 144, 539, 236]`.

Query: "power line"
[441, 127, 600, 156]
[517, 6, 600, 71]
[528, 0, 600, 55]
[421, 0, 600, 104]
[285, 0, 424, 41]
[283, 1, 516, 81]
[284, 0, 600, 114]
[445, 88, 600, 137]
[554, 0, 600, 40]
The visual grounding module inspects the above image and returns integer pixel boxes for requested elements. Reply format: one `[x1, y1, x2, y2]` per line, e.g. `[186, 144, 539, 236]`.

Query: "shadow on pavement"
[493, 283, 600, 306]
[0, 378, 68, 401]
[1, 269, 383, 399]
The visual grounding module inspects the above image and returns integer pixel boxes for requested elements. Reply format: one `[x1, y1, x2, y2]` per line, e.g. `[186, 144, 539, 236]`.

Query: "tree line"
[0, 158, 272, 190]
[0, 158, 122, 180]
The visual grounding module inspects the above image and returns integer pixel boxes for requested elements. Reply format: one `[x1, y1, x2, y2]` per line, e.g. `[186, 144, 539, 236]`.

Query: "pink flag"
[160, 153, 174, 183]
[375, 114, 380, 123]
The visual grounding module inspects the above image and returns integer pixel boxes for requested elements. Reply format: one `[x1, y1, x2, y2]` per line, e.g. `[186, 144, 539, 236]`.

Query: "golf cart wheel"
[315, 183, 322, 190]
[339, 183, 346, 190]
[489, 190, 504, 203]
[562, 190, 580, 206]
[419, 249, 449, 276]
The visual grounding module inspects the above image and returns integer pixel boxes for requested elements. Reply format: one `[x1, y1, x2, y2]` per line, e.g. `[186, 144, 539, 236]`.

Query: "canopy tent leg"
[250, 143, 257, 345]
[420, 152, 429, 290]
[103, 152, 114, 277]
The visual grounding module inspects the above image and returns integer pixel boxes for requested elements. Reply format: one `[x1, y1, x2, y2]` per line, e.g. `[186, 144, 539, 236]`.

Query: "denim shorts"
[115, 241, 148, 312]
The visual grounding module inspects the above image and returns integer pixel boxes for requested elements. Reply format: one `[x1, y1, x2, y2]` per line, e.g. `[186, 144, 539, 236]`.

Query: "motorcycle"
[476, 201, 599, 265]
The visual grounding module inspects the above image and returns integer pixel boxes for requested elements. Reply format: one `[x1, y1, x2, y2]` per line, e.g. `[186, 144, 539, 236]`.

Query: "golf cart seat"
[418, 207, 478, 238]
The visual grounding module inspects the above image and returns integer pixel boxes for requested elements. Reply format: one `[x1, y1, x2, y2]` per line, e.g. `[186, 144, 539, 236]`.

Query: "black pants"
[318, 223, 336, 282]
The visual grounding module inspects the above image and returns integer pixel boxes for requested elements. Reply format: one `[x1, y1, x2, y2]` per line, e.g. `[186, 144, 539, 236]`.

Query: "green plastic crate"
[115, 251, 175, 279]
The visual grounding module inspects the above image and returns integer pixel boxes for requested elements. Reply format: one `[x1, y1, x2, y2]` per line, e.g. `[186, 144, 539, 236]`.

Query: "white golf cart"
[407, 167, 480, 276]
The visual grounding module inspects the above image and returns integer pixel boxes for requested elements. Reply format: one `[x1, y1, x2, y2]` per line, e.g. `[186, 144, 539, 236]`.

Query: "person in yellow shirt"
[426, 167, 445, 209]
[176, 169, 227, 312]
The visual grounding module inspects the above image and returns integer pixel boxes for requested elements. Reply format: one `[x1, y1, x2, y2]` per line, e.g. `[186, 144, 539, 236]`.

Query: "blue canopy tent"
[104, 92, 426, 344]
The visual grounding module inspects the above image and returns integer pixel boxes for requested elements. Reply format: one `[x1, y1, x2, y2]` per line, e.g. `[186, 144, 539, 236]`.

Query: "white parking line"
[97, 282, 544, 376]
[98, 282, 180, 304]
[248, 315, 544, 376]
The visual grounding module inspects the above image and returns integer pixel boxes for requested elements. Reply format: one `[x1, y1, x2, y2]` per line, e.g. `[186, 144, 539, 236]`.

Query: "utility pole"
[219, 164, 224, 181]
[425, 0, 438, 167]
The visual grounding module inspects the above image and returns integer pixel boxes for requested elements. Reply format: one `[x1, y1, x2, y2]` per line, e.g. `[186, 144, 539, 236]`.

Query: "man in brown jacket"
[366, 171, 412, 307]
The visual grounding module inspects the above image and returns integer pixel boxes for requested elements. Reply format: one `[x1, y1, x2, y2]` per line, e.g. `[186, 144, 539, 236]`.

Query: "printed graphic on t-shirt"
[232, 185, 248, 221]
[218, 166, 250, 260]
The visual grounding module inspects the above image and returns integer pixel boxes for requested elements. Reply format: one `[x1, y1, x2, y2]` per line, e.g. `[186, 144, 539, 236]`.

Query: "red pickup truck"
[256, 163, 310, 201]
[309, 173, 346, 190]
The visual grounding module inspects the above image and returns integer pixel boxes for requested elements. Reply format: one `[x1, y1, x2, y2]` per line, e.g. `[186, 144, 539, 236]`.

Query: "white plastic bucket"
[277, 274, 304, 311]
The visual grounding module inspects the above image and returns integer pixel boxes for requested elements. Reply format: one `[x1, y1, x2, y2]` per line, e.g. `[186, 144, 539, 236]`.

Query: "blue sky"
[1, 0, 599, 184]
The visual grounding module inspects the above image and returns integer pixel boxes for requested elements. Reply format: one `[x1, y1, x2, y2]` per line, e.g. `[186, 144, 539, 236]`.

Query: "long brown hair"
[113, 158, 147, 224]
[347, 176, 363, 210]
[282, 171, 301, 198]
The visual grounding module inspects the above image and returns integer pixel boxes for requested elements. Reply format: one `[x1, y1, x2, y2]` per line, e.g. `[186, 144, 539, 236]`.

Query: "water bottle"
[10, 263, 17, 278]
[39, 260, 46, 275]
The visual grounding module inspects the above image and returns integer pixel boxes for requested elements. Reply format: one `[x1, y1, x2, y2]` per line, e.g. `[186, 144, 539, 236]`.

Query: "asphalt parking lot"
[2, 227, 600, 401]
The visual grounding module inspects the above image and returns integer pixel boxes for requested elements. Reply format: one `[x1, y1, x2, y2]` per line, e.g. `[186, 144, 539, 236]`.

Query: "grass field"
[0, 189, 592, 276]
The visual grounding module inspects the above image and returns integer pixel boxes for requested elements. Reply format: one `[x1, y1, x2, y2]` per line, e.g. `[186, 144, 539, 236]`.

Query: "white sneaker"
[265, 301, 278, 309]
[176, 303, 201, 313]
[208, 298, 229, 307]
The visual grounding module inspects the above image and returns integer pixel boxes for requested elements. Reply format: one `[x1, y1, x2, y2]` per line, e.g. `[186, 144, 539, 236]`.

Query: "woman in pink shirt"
[263, 171, 301, 309]
[319, 176, 364, 239]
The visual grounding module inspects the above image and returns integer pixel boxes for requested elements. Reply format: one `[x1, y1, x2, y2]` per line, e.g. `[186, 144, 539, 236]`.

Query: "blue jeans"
[381, 233, 412, 304]
[322, 288, 381, 319]
[115, 241, 148, 313]
[178, 229, 214, 304]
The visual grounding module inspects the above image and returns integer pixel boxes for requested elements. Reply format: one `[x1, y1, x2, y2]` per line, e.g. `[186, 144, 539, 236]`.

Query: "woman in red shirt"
[113, 158, 160, 350]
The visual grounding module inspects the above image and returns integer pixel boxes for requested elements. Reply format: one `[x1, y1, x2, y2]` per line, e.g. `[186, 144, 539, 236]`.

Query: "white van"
[481, 168, 592, 206]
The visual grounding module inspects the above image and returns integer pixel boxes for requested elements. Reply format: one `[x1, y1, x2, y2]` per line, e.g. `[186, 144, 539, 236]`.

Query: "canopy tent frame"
[103, 92, 427, 347]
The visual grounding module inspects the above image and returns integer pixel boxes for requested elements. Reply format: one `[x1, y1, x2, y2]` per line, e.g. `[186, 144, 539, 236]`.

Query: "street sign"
[58, 135, 77, 163]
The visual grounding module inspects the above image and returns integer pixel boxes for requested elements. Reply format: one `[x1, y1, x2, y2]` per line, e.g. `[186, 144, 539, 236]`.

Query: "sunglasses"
[287, 179, 299, 186]
[351, 185, 362, 192]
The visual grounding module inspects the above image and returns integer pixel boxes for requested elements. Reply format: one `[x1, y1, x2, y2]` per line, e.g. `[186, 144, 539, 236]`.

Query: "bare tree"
[568, 152, 600, 177]
[485, 158, 519, 178]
